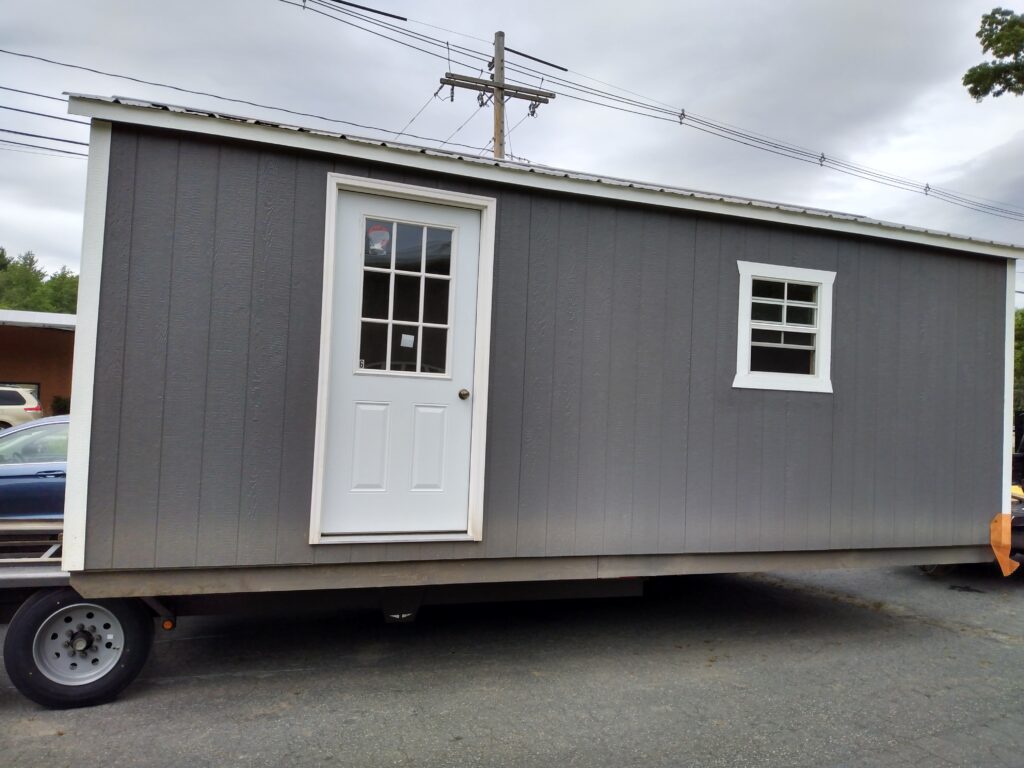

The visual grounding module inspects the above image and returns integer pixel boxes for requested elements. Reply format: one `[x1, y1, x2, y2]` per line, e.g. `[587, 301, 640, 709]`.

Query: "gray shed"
[4, 92, 1021, 708]
[57, 94, 1018, 598]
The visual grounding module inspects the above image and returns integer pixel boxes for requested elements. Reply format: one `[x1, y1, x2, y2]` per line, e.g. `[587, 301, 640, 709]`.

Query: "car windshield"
[0, 423, 69, 465]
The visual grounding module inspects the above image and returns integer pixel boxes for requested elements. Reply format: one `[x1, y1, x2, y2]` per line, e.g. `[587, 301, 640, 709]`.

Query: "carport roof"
[0, 309, 76, 331]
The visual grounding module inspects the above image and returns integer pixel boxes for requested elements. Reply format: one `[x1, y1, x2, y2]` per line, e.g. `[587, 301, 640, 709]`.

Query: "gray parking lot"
[1, 565, 1022, 768]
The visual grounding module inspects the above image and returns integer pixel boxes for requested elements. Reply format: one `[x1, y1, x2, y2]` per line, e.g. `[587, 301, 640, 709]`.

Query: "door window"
[358, 218, 453, 375]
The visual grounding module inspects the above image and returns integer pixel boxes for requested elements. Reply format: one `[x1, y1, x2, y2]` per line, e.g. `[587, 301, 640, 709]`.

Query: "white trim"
[67, 96, 1024, 261]
[318, 532, 478, 544]
[733, 261, 836, 394]
[0, 309, 76, 330]
[308, 174, 496, 545]
[1003, 259, 1015, 514]
[61, 120, 111, 572]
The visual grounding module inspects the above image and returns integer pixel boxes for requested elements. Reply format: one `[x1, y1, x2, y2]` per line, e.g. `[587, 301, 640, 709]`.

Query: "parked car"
[0, 386, 43, 430]
[0, 415, 68, 520]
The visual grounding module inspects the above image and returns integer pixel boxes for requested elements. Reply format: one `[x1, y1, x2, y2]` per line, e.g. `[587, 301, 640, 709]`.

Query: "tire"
[0, 422, 11, 430]
[3, 588, 154, 709]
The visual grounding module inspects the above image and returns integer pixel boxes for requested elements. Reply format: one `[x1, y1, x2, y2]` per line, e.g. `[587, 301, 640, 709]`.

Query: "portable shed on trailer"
[5, 91, 1022, 707]
[58, 93, 1021, 593]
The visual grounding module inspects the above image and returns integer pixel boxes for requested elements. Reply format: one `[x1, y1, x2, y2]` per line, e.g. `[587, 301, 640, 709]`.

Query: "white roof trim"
[67, 94, 1024, 260]
[0, 309, 76, 330]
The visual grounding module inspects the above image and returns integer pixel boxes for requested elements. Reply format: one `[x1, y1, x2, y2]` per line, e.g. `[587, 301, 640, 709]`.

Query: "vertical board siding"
[480, 189, 531, 558]
[684, 218, 722, 552]
[85, 129, 138, 569]
[631, 210, 669, 554]
[573, 204, 615, 555]
[154, 139, 219, 568]
[235, 151, 297, 565]
[709, 223, 742, 552]
[195, 144, 258, 567]
[545, 199, 586, 556]
[111, 132, 179, 569]
[656, 216, 697, 553]
[275, 156, 332, 564]
[516, 195, 559, 556]
[602, 208, 641, 552]
[86, 126, 1008, 570]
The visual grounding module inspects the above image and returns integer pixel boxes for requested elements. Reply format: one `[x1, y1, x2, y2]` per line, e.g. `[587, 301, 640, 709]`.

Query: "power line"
[392, 90, 437, 140]
[0, 104, 89, 125]
[282, 2, 1024, 221]
[281, 0, 488, 71]
[440, 104, 483, 147]
[0, 138, 87, 156]
[319, 0, 406, 21]
[0, 47, 491, 154]
[0, 127, 88, 146]
[300, 0, 491, 68]
[0, 144, 81, 159]
[0, 84, 66, 103]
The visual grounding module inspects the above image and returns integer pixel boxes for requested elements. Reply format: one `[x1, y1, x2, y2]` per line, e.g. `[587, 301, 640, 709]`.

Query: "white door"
[317, 190, 483, 537]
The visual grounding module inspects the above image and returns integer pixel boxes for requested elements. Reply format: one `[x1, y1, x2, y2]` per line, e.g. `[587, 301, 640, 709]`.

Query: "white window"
[733, 261, 835, 394]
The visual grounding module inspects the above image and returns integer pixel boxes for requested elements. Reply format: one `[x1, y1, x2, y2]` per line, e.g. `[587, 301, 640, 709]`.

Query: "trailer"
[3, 93, 1021, 708]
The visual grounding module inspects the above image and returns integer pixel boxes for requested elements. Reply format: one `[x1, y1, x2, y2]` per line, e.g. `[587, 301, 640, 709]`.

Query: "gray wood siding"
[85, 125, 1007, 570]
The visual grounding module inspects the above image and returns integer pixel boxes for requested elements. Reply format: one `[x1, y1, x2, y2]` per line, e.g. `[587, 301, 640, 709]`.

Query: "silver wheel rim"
[32, 602, 125, 686]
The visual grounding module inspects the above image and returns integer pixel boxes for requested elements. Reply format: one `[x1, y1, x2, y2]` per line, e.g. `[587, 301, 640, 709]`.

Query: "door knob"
[458, 388, 471, 400]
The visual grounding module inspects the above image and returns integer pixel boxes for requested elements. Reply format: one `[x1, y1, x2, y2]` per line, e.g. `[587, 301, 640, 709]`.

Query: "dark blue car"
[0, 415, 69, 521]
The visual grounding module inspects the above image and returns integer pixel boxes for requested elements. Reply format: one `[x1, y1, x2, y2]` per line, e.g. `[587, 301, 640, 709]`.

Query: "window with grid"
[733, 261, 835, 393]
[357, 217, 454, 375]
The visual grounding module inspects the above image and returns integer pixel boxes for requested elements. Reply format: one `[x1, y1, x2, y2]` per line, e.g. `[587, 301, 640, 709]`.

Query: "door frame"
[309, 173, 497, 545]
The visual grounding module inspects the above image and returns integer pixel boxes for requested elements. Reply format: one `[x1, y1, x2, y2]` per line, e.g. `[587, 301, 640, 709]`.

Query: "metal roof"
[67, 94, 1023, 259]
[0, 309, 76, 331]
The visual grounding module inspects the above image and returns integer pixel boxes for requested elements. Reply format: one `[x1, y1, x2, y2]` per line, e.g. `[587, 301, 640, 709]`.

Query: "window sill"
[732, 372, 833, 394]
[312, 531, 480, 545]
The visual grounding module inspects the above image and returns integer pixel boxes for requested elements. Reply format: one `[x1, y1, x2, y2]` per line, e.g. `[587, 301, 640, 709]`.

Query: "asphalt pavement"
[1, 564, 1022, 767]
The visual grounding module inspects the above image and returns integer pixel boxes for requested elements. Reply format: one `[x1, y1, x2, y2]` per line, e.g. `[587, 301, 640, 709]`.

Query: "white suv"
[0, 387, 43, 430]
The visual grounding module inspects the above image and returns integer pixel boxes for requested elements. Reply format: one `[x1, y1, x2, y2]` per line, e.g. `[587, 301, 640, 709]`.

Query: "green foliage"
[0, 249, 79, 313]
[963, 7, 1024, 100]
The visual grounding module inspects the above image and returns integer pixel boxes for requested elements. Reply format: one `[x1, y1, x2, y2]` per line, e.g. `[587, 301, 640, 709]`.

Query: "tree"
[963, 7, 1024, 100]
[0, 249, 79, 313]
[40, 266, 80, 314]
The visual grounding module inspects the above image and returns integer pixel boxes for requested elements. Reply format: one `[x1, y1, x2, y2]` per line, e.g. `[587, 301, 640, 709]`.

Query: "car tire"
[3, 588, 154, 709]
[0, 422, 11, 430]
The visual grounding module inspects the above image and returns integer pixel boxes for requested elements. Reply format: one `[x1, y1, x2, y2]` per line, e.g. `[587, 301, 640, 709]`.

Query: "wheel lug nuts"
[88, 625, 96, 632]
[76, 623, 84, 630]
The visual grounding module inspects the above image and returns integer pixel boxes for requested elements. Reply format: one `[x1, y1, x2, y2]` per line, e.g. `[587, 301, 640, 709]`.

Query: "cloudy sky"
[2, 1, 1023, 294]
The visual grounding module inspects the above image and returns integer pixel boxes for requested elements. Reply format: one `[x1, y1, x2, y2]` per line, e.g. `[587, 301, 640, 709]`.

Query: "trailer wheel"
[3, 588, 153, 709]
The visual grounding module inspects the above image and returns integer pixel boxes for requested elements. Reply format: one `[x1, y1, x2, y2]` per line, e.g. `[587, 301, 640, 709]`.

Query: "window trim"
[733, 261, 835, 394]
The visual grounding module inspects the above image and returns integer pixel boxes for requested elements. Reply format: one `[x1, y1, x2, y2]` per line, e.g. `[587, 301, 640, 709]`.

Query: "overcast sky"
[2, 1, 1023, 297]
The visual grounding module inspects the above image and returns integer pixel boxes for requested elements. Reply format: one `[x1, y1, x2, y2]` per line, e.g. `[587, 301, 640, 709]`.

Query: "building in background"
[0, 309, 76, 414]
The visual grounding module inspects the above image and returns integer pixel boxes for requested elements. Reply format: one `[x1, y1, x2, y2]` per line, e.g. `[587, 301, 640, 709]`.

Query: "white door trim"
[309, 174, 497, 544]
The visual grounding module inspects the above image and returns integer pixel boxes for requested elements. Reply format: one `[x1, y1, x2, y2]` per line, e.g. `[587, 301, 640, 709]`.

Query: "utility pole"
[492, 31, 506, 160]
[440, 31, 556, 160]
